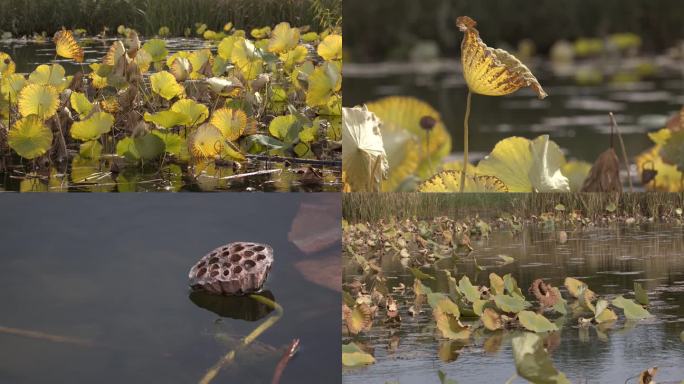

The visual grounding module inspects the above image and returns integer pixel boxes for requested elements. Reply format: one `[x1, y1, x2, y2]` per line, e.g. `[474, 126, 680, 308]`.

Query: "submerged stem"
[459, 89, 472, 192]
[198, 294, 284, 384]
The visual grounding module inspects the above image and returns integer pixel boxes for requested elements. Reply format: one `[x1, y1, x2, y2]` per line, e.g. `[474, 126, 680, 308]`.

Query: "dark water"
[0, 39, 342, 192]
[344, 60, 684, 164]
[0, 194, 341, 384]
[343, 224, 684, 383]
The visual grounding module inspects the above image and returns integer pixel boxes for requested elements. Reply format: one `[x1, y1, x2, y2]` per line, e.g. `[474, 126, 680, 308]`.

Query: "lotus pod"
[189, 242, 273, 295]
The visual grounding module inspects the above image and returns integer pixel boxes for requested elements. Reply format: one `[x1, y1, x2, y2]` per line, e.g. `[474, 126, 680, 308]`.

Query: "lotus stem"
[459, 89, 472, 193]
[198, 294, 283, 384]
[609, 112, 632, 192]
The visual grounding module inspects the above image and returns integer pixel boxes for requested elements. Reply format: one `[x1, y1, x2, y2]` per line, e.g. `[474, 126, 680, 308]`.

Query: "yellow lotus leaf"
[103, 40, 126, 67]
[0, 52, 16, 75]
[217, 36, 238, 60]
[366, 96, 451, 191]
[342, 106, 388, 192]
[166, 51, 191, 69]
[457, 16, 547, 99]
[18, 83, 59, 119]
[152, 131, 187, 159]
[433, 307, 471, 340]
[205, 76, 244, 97]
[134, 48, 153, 73]
[268, 22, 300, 53]
[143, 110, 191, 129]
[79, 140, 103, 159]
[561, 161, 592, 192]
[291, 61, 315, 90]
[477, 135, 570, 192]
[69, 91, 93, 117]
[70, 112, 115, 141]
[188, 49, 214, 79]
[482, 308, 503, 331]
[28, 64, 69, 91]
[419, 170, 508, 192]
[53, 29, 84, 63]
[141, 39, 168, 62]
[1, 73, 27, 102]
[169, 57, 192, 82]
[232, 38, 263, 80]
[89, 63, 109, 89]
[280, 45, 308, 70]
[342, 342, 375, 367]
[171, 99, 209, 127]
[8, 115, 53, 159]
[150, 71, 184, 100]
[318, 34, 342, 61]
[223, 23, 233, 32]
[306, 62, 341, 107]
[636, 145, 683, 192]
[189, 123, 224, 158]
[251, 26, 271, 39]
[210, 108, 247, 141]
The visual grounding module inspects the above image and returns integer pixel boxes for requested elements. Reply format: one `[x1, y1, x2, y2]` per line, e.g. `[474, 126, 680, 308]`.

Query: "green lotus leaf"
[71, 112, 114, 141]
[79, 140, 102, 159]
[493, 294, 530, 313]
[611, 295, 652, 320]
[144, 110, 192, 129]
[8, 115, 53, 159]
[69, 91, 93, 117]
[517, 310, 558, 332]
[268, 114, 300, 142]
[28, 64, 69, 91]
[457, 276, 481, 303]
[512, 333, 570, 384]
[217, 36, 239, 60]
[142, 39, 168, 62]
[342, 342, 375, 367]
[116, 133, 165, 162]
[634, 282, 649, 306]
[427, 293, 460, 318]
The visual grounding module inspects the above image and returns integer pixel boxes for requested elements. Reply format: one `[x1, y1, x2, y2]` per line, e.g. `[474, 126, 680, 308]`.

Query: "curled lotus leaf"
[482, 307, 503, 331]
[341, 106, 388, 192]
[564, 277, 595, 299]
[529, 279, 561, 307]
[318, 34, 342, 61]
[54, 29, 84, 63]
[268, 22, 300, 53]
[512, 333, 570, 384]
[457, 16, 547, 99]
[433, 307, 471, 340]
[343, 303, 373, 335]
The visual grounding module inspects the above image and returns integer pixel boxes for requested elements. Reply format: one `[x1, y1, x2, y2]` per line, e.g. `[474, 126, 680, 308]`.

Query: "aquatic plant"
[0, 22, 343, 191]
[456, 16, 547, 192]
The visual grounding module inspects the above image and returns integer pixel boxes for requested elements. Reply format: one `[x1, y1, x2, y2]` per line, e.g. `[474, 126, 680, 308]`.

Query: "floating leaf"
[564, 277, 594, 299]
[342, 342, 375, 367]
[170, 99, 209, 127]
[143, 110, 191, 129]
[433, 307, 471, 340]
[188, 123, 224, 158]
[494, 294, 529, 314]
[8, 115, 53, 159]
[344, 303, 373, 335]
[18, 83, 59, 119]
[456, 16, 546, 98]
[211, 108, 247, 141]
[150, 71, 184, 100]
[512, 333, 570, 384]
[612, 295, 652, 320]
[341, 106, 388, 192]
[419, 170, 508, 192]
[518, 310, 558, 332]
[482, 307, 503, 331]
[427, 293, 460, 318]
[318, 34, 342, 61]
[268, 22, 300, 53]
[71, 112, 115, 141]
[53, 29, 84, 63]
[634, 282, 650, 306]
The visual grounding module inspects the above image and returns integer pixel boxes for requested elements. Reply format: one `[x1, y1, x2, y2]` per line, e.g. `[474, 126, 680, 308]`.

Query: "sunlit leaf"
[1, 73, 27, 101]
[561, 161, 592, 192]
[188, 123, 224, 158]
[342, 106, 388, 192]
[612, 295, 652, 320]
[419, 170, 508, 192]
[170, 99, 209, 127]
[150, 71, 185, 100]
[69, 92, 93, 117]
[306, 62, 341, 107]
[70, 112, 115, 141]
[636, 146, 683, 192]
[211, 108, 247, 141]
[143, 110, 191, 129]
[18, 83, 59, 119]
[280, 45, 308, 70]
[54, 29, 84, 63]
[318, 34, 342, 61]
[28, 64, 69, 91]
[457, 16, 546, 99]
[8, 115, 53, 159]
[0, 52, 16, 76]
[141, 39, 168, 62]
[457, 276, 481, 303]
[493, 294, 529, 313]
[268, 22, 300, 53]
[564, 277, 594, 299]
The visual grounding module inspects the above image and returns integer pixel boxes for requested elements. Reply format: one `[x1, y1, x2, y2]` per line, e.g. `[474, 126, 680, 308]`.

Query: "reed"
[343, 193, 684, 223]
[0, 0, 339, 36]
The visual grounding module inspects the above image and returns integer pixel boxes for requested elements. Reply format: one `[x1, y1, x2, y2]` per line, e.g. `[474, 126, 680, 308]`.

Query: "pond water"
[0, 194, 341, 384]
[344, 59, 684, 166]
[343, 223, 684, 383]
[0, 38, 342, 192]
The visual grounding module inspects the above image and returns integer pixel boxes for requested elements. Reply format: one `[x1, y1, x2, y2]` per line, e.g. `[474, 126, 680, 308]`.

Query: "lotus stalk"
[456, 16, 547, 192]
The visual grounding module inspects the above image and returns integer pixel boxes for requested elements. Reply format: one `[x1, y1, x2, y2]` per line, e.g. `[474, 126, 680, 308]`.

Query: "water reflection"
[189, 290, 276, 322]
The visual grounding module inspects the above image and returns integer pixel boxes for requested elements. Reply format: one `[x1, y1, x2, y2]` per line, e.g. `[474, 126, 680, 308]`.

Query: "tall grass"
[0, 0, 340, 36]
[343, 193, 684, 223]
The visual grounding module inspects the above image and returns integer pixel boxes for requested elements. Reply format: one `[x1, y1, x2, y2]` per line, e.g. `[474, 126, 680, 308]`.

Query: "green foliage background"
[344, 0, 684, 62]
[0, 0, 341, 36]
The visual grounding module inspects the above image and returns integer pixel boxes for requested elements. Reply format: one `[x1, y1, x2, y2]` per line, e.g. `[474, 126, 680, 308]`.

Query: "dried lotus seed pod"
[188, 242, 273, 295]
